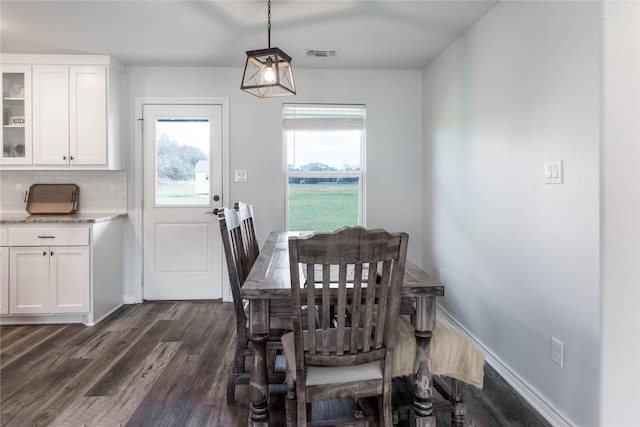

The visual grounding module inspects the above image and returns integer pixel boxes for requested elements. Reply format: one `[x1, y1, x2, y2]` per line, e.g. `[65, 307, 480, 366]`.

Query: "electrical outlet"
[551, 337, 564, 368]
[235, 170, 247, 182]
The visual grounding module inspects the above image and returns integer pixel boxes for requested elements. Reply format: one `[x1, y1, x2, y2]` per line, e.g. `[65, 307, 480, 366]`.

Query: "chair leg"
[296, 400, 308, 426]
[450, 378, 466, 427]
[381, 383, 394, 427]
[227, 372, 237, 404]
[228, 335, 248, 405]
[285, 394, 297, 427]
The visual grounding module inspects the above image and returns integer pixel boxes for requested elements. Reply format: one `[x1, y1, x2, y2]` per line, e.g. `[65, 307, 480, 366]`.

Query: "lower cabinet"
[0, 246, 8, 315]
[9, 245, 89, 314]
[0, 219, 124, 325]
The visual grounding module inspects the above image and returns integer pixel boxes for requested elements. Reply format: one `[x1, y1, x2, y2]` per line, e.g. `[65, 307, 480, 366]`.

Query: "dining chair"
[218, 207, 285, 404]
[234, 200, 295, 330]
[282, 226, 409, 426]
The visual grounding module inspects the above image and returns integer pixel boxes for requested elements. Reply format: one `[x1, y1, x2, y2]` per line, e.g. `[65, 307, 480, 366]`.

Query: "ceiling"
[0, 0, 497, 69]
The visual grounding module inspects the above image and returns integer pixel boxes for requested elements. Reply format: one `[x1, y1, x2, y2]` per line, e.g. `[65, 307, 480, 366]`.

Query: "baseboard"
[89, 303, 126, 326]
[123, 295, 139, 304]
[436, 306, 573, 427]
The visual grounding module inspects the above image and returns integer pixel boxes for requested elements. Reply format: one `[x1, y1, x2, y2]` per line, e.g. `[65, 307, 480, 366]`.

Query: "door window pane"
[155, 119, 210, 206]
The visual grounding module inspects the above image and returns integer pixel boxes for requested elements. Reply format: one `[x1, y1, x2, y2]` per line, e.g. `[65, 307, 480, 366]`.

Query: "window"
[155, 118, 210, 206]
[284, 104, 365, 231]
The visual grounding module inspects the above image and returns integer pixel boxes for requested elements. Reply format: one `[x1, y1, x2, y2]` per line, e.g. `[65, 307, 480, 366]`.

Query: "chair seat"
[281, 329, 383, 387]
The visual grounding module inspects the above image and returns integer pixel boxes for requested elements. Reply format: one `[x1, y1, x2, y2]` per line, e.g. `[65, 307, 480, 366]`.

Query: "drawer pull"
[38, 236, 56, 239]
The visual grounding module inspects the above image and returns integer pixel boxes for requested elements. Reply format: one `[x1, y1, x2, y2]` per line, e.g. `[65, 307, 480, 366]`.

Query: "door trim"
[133, 97, 230, 303]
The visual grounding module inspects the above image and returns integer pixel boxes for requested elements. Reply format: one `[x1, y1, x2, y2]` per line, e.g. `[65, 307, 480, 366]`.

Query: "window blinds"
[282, 104, 366, 131]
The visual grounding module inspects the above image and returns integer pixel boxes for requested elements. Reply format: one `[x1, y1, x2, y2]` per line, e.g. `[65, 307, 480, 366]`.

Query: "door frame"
[133, 97, 230, 303]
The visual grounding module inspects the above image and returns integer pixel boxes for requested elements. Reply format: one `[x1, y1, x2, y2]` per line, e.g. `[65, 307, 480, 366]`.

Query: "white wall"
[600, 1, 640, 425]
[123, 67, 423, 300]
[423, 2, 601, 425]
[0, 170, 126, 213]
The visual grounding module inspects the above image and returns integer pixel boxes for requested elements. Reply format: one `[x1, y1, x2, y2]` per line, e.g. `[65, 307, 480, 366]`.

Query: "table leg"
[248, 333, 269, 426]
[412, 296, 436, 427]
[248, 299, 270, 427]
[451, 378, 465, 426]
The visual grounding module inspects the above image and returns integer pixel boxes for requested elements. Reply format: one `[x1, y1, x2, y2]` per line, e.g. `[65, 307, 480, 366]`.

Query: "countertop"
[0, 213, 127, 224]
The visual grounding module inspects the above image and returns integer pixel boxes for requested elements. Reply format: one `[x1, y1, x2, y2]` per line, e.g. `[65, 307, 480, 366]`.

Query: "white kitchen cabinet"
[0, 217, 124, 325]
[33, 65, 107, 166]
[9, 246, 90, 314]
[70, 66, 108, 165]
[32, 65, 69, 165]
[8, 227, 90, 314]
[0, 246, 8, 315]
[1, 65, 32, 165]
[50, 245, 90, 313]
[9, 247, 52, 313]
[0, 54, 124, 170]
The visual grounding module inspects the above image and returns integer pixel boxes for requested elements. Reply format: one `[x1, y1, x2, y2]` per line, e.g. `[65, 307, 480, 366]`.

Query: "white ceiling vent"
[306, 49, 337, 58]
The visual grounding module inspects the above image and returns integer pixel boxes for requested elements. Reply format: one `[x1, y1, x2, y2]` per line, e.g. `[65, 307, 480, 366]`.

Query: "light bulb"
[263, 65, 276, 83]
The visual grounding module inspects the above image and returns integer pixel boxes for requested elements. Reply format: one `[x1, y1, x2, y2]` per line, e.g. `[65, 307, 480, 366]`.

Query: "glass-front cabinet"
[1, 65, 32, 164]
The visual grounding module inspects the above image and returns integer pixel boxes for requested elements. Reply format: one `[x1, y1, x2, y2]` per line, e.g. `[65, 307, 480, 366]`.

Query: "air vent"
[306, 49, 337, 58]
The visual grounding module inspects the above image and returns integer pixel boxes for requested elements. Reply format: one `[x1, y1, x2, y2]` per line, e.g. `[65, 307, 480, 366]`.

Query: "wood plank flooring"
[0, 301, 551, 427]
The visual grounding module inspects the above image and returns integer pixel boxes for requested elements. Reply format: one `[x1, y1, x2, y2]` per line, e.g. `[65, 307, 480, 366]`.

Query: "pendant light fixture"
[241, 0, 296, 98]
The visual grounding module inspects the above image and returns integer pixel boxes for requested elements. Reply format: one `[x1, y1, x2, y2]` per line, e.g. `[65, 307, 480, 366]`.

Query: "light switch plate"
[235, 170, 247, 182]
[544, 160, 563, 184]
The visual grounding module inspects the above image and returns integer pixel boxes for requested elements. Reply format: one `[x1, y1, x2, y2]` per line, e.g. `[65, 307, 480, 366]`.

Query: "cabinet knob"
[70, 155, 74, 161]
[63, 155, 67, 161]
[43, 251, 47, 256]
[50, 251, 54, 256]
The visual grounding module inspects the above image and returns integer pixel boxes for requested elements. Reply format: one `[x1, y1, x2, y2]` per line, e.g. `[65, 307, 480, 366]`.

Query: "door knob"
[213, 195, 220, 202]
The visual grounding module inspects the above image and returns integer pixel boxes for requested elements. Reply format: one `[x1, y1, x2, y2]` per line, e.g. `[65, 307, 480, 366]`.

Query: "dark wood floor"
[0, 301, 550, 427]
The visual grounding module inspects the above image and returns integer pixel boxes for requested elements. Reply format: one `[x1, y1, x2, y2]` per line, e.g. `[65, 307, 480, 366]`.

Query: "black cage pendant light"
[241, 0, 296, 98]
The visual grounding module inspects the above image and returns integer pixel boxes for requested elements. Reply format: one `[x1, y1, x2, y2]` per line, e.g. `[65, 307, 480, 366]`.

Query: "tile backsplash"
[0, 170, 127, 213]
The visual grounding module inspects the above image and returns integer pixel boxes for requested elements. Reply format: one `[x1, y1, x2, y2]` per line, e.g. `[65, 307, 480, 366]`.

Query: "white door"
[143, 104, 224, 300]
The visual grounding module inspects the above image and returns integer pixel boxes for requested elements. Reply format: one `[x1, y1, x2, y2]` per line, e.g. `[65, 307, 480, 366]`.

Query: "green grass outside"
[288, 183, 359, 231]
[155, 181, 359, 231]
[156, 180, 209, 205]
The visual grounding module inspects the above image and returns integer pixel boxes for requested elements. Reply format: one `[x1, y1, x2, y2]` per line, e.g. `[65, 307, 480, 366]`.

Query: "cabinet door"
[9, 246, 50, 314]
[1, 64, 32, 165]
[70, 66, 107, 165]
[0, 247, 8, 315]
[50, 246, 89, 313]
[33, 65, 69, 165]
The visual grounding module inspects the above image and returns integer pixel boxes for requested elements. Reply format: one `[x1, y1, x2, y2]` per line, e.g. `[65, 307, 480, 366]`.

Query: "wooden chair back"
[287, 226, 409, 425]
[234, 201, 260, 277]
[218, 207, 249, 322]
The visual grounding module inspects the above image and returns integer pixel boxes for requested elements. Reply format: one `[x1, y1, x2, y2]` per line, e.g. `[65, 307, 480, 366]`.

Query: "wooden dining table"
[242, 231, 445, 427]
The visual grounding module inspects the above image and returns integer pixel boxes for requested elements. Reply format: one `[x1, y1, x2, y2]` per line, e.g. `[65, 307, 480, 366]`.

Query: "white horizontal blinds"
[283, 104, 365, 131]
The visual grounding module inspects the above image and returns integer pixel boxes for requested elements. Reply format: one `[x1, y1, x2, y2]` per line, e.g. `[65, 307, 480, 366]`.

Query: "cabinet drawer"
[8, 227, 89, 246]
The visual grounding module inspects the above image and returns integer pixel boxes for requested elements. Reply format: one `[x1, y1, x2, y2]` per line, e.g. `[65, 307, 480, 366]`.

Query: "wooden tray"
[25, 184, 79, 214]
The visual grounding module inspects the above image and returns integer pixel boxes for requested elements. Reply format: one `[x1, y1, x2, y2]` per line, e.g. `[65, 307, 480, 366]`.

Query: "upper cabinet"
[1, 65, 32, 165]
[0, 55, 124, 170]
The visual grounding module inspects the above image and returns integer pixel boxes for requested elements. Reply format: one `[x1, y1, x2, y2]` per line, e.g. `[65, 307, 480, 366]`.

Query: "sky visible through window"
[286, 130, 360, 170]
[156, 119, 210, 159]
